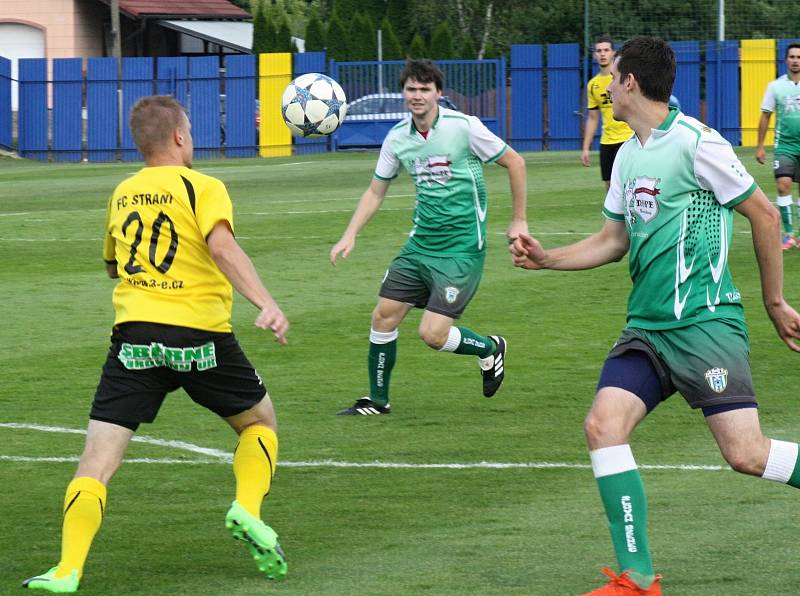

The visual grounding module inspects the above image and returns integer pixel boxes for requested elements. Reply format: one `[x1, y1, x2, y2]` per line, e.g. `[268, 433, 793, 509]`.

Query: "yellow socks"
[233, 425, 278, 517]
[56, 476, 107, 579]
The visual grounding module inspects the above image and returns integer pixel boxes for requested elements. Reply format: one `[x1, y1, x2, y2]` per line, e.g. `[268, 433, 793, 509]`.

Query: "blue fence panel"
[778, 39, 792, 77]
[672, 41, 701, 119]
[224, 54, 256, 158]
[18, 58, 48, 160]
[293, 51, 327, 155]
[156, 57, 189, 107]
[332, 58, 503, 150]
[188, 56, 220, 159]
[87, 58, 118, 161]
[706, 40, 740, 146]
[547, 43, 581, 150]
[0, 57, 12, 149]
[53, 58, 83, 162]
[510, 44, 543, 151]
[120, 57, 153, 161]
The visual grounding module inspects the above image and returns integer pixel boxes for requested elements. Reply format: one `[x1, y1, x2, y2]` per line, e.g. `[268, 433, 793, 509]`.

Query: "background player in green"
[756, 42, 800, 249]
[511, 37, 800, 595]
[23, 96, 290, 592]
[330, 59, 528, 416]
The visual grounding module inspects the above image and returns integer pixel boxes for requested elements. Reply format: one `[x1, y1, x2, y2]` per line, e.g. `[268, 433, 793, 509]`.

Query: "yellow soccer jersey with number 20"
[103, 166, 235, 332]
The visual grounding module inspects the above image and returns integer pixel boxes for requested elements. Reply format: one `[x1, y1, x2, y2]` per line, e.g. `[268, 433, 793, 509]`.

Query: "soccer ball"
[281, 73, 347, 138]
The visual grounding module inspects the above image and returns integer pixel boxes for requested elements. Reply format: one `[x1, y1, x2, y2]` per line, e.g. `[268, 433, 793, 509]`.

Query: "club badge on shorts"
[704, 367, 728, 393]
[444, 286, 459, 304]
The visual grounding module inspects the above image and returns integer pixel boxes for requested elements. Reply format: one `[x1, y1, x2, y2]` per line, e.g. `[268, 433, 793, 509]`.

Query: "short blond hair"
[129, 95, 187, 156]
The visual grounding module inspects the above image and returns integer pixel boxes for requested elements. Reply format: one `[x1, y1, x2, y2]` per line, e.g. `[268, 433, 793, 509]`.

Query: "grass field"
[2, 149, 800, 595]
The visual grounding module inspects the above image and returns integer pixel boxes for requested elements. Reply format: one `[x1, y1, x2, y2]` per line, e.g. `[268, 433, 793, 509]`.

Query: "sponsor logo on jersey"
[704, 367, 728, 393]
[411, 155, 453, 187]
[781, 94, 800, 113]
[629, 176, 661, 223]
[444, 286, 460, 304]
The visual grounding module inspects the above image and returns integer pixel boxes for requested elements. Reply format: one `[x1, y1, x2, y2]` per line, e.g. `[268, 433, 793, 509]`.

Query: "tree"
[252, 0, 270, 55]
[408, 33, 428, 59]
[459, 33, 477, 60]
[327, 11, 350, 61]
[276, 14, 294, 53]
[430, 21, 454, 59]
[379, 17, 404, 60]
[385, 0, 413, 46]
[304, 8, 326, 52]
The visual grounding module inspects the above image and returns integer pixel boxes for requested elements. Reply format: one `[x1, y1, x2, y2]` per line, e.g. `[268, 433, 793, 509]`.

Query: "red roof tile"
[116, 0, 249, 18]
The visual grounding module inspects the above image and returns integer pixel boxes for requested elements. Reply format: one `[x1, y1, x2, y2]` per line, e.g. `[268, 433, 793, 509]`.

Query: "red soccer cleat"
[580, 568, 662, 595]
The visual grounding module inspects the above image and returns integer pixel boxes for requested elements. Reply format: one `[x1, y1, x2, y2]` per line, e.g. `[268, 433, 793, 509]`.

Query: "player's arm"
[735, 189, 800, 351]
[510, 218, 629, 271]
[581, 109, 600, 167]
[207, 221, 288, 344]
[329, 177, 390, 265]
[755, 111, 772, 164]
[105, 261, 118, 278]
[495, 147, 528, 242]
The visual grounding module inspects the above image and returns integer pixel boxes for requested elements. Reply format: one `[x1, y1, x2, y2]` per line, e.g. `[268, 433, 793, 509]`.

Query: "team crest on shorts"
[444, 286, 459, 304]
[704, 367, 728, 393]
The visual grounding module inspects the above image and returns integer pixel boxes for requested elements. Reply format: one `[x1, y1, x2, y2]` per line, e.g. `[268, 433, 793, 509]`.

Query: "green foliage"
[276, 15, 294, 53]
[348, 13, 377, 61]
[429, 21, 454, 59]
[304, 8, 326, 52]
[459, 33, 477, 59]
[408, 32, 428, 59]
[379, 17, 404, 60]
[326, 11, 350, 61]
[385, 0, 412, 46]
[251, 0, 270, 55]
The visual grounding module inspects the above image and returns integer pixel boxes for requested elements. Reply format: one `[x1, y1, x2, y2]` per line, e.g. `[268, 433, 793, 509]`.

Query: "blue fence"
[0, 42, 790, 160]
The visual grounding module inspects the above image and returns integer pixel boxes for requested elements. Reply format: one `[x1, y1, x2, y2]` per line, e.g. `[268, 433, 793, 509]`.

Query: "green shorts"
[379, 249, 485, 318]
[608, 319, 756, 409]
[773, 153, 800, 182]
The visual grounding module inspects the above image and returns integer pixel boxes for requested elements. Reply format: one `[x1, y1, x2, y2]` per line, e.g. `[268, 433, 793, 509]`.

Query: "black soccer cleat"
[336, 397, 391, 416]
[480, 335, 506, 397]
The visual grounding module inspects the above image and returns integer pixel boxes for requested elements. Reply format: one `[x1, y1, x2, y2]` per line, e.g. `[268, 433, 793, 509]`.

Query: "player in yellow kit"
[23, 96, 289, 592]
[581, 36, 634, 189]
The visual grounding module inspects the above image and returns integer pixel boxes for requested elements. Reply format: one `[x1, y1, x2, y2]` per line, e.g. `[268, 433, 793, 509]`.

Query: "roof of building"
[112, 0, 250, 19]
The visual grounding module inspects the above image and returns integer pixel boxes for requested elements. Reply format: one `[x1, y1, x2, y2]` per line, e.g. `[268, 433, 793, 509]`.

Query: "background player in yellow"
[23, 96, 289, 593]
[581, 36, 634, 190]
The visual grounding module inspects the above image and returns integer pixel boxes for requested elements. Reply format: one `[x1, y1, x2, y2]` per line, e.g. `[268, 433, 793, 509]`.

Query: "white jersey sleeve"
[761, 80, 777, 113]
[602, 143, 627, 219]
[374, 131, 401, 180]
[466, 115, 508, 163]
[694, 133, 756, 206]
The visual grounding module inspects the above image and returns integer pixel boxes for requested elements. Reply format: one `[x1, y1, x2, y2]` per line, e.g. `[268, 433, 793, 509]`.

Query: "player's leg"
[582, 347, 663, 595]
[421, 253, 507, 397]
[774, 156, 795, 247]
[599, 143, 622, 192]
[23, 420, 134, 593]
[706, 406, 800, 486]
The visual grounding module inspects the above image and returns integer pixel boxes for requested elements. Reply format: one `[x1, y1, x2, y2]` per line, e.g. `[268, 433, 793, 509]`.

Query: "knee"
[372, 307, 398, 332]
[722, 448, 765, 476]
[419, 325, 448, 350]
[584, 409, 629, 449]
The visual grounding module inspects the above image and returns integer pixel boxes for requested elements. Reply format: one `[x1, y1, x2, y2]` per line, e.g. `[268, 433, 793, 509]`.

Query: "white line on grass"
[0, 422, 729, 472]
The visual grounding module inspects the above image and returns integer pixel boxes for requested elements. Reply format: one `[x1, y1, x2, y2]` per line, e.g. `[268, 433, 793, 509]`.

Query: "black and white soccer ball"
[281, 73, 348, 138]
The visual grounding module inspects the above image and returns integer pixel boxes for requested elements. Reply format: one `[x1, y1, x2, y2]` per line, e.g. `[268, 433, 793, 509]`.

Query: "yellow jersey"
[587, 72, 633, 145]
[103, 166, 235, 332]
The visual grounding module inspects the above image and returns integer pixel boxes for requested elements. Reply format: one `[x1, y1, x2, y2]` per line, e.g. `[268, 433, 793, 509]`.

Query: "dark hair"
[616, 36, 675, 103]
[399, 59, 444, 91]
[129, 95, 187, 156]
[594, 36, 614, 50]
[785, 42, 800, 59]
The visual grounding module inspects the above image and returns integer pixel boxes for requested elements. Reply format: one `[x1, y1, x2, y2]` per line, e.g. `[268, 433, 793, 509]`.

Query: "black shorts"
[599, 142, 624, 182]
[91, 322, 267, 430]
[773, 153, 800, 182]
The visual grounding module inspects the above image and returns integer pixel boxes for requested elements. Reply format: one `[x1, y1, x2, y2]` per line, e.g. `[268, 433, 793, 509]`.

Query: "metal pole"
[377, 29, 383, 93]
[718, 0, 725, 41]
[582, 0, 589, 136]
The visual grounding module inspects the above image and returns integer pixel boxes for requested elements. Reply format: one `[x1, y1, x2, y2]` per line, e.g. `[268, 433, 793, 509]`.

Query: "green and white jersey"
[761, 74, 800, 156]
[374, 107, 508, 256]
[603, 109, 757, 330]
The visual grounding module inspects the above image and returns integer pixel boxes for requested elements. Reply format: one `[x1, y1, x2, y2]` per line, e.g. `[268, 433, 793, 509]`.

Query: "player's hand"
[509, 232, 547, 270]
[755, 147, 766, 164]
[766, 300, 800, 352]
[330, 236, 354, 266]
[581, 149, 591, 167]
[255, 302, 289, 345]
[506, 219, 529, 246]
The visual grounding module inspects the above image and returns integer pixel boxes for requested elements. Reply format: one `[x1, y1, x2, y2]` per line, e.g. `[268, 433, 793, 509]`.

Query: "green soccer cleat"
[225, 500, 288, 581]
[22, 567, 79, 593]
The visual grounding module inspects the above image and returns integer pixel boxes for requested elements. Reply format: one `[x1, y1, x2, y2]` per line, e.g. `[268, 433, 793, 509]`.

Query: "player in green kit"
[756, 42, 800, 249]
[512, 37, 800, 595]
[330, 59, 528, 416]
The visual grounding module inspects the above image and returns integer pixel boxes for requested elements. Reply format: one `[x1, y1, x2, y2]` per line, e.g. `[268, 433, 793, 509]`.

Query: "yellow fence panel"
[259, 53, 292, 158]
[741, 39, 776, 147]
